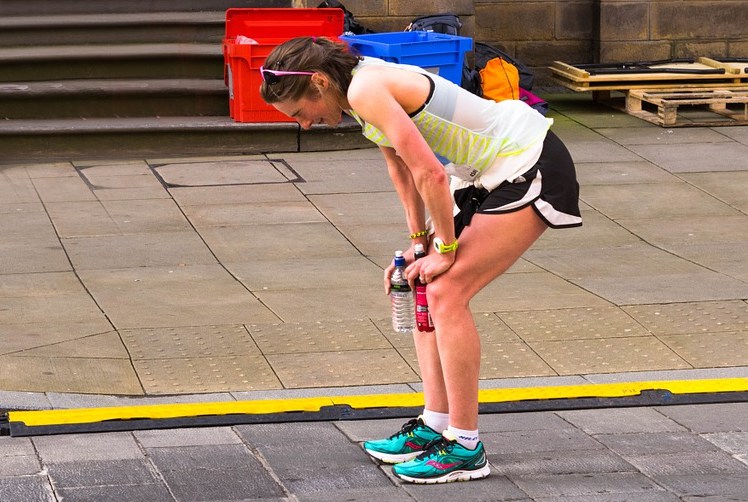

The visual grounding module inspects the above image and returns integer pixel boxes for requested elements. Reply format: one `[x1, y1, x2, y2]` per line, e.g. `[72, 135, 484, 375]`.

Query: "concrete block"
[45, 459, 161, 488]
[481, 428, 605, 454]
[702, 432, 748, 455]
[479, 411, 577, 433]
[596, 432, 720, 456]
[33, 432, 144, 463]
[730, 41, 748, 58]
[556, 0, 595, 40]
[235, 422, 392, 495]
[300, 487, 414, 502]
[0, 437, 35, 456]
[0, 391, 51, 410]
[134, 427, 242, 448]
[674, 41, 728, 60]
[657, 403, 748, 433]
[599, 2, 649, 41]
[557, 408, 686, 434]
[629, 141, 748, 174]
[0, 475, 55, 502]
[625, 451, 748, 476]
[300, 125, 375, 153]
[0, 455, 42, 477]
[652, 1, 748, 39]
[475, 3, 554, 41]
[387, 0, 474, 17]
[599, 42, 671, 64]
[55, 484, 174, 502]
[655, 474, 748, 499]
[492, 449, 635, 476]
[520, 41, 593, 68]
[511, 472, 667, 498]
[147, 444, 285, 500]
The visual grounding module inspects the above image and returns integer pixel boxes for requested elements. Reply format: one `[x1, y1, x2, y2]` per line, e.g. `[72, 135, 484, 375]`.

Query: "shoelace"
[416, 435, 455, 460]
[389, 418, 420, 439]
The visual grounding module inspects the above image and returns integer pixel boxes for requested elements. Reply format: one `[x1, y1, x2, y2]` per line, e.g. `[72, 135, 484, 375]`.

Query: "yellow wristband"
[409, 230, 428, 240]
[433, 237, 458, 254]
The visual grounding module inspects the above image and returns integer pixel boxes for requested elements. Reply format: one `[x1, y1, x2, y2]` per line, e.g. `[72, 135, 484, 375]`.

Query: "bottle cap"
[394, 250, 405, 266]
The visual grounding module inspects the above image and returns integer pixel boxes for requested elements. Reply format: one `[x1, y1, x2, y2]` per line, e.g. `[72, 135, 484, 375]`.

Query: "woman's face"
[273, 93, 343, 130]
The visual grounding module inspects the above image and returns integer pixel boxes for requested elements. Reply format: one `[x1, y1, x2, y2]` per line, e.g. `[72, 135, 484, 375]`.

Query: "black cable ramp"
[2, 378, 746, 437]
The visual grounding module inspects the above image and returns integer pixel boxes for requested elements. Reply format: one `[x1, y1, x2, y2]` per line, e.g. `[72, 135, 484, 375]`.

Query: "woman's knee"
[427, 277, 470, 319]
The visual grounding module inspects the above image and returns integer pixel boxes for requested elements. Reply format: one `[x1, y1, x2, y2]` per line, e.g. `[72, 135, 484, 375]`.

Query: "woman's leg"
[426, 205, 548, 430]
[413, 330, 448, 414]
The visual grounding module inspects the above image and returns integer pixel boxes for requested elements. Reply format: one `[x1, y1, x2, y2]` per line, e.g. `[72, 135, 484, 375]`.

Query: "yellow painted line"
[331, 393, 425, 409]
[9, 397, 335, 428]
[478, 378, 748, 403]
[8, 378, 746, 429]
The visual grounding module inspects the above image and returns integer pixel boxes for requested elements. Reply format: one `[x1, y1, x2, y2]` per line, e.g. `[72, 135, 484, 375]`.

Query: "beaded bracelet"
[409, 230, 428, 240]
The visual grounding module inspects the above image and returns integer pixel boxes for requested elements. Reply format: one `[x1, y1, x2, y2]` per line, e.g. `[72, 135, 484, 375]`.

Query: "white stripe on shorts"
[534, 198, 583, 227]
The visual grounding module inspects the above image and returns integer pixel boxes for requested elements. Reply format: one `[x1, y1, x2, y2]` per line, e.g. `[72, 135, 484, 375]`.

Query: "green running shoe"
[392, 430, 490, 484]
[363, 417, 442, 464]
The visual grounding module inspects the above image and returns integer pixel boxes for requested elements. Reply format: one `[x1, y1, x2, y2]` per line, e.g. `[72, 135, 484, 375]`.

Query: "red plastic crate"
[223, 8, 344, 123]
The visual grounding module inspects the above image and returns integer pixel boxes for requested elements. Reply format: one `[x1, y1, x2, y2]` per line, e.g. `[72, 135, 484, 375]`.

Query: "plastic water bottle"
[390, 250, 415, 332]
[414, 244, 435, 332]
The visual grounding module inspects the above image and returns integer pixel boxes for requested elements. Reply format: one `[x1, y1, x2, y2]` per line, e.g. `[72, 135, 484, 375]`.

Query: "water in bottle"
[390, 250, 415, 332]
[414, 244, 435, 332]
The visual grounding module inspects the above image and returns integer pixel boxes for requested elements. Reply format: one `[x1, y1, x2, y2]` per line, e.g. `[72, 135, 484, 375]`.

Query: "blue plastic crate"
[340, 31, 473, 85]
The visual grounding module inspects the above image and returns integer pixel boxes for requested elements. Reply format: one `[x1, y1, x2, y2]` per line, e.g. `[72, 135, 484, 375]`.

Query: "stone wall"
[295, 0, 747, 85]
[597, 0, 748, 64]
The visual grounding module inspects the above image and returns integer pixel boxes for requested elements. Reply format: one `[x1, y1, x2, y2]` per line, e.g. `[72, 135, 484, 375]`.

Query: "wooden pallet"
[623, 87, 748, 127]
[551, 57, 748, 92]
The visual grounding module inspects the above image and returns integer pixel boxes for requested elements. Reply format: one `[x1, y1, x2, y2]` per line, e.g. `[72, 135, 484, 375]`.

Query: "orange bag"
[479, 57, 520, 102]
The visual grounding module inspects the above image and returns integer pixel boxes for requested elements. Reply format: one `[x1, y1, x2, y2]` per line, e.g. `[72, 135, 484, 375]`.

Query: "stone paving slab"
[629, 141, 748, 173]
[2, 400, 748, 499]
[0, 93, 747, 399]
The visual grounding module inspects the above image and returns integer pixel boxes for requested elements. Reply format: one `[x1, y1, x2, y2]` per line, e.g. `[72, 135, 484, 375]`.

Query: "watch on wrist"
[433, 237, 458, 254]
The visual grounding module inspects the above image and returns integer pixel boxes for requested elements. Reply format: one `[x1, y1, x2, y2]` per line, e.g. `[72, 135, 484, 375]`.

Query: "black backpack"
[405, 13, 462, 36]
[317, 0, 375, 35]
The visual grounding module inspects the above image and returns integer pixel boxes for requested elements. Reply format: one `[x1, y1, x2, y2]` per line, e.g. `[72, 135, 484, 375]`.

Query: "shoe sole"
[394, 464, 490, 484]
[364, 447, 421, 464]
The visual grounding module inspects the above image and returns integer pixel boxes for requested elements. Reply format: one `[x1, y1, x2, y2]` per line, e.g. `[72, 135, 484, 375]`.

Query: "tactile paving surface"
[121, 325, 261, 359]
[528, 337, 690, 375]
[480, 342, 556, 378]
[267, 349, 418, 388]
[247, 319, 390, 354]
[499, 306, 650, 341]
[623, 300, 748, 335]
[659, 331, 748, 368]
[473, 313, 523, 343]
[134, 355, 282, 394]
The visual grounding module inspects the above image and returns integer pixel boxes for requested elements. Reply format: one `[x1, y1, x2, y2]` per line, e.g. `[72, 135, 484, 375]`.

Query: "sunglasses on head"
[260, 66, 315, 85]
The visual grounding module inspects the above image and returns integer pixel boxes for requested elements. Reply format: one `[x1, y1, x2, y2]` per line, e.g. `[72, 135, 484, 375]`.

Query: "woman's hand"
[383, 247, 417, 295]
[405, 248, 455, 285]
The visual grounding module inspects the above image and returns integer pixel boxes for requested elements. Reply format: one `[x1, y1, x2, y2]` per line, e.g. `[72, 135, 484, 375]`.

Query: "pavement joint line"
[3, 377, 746, 436]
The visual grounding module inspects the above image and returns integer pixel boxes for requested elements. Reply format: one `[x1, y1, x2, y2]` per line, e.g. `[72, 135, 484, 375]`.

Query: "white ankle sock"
[447, 425, 480, 450]
[421, 409, 449, 433]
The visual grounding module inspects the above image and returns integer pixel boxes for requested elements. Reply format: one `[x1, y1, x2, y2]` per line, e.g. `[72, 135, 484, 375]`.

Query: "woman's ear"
[311, 73, 328, 91]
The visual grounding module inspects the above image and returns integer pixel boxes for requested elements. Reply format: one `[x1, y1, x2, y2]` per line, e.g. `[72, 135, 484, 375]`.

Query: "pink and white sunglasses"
[260, 66, 315, 85]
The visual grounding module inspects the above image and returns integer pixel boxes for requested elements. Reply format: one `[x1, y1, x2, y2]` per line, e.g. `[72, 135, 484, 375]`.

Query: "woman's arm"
[380, 146, 427, 246]
[349, 66, 456, 282]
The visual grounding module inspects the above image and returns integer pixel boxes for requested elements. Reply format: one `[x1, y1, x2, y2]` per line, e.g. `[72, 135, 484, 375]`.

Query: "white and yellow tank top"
[347, 57, 552, 191]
